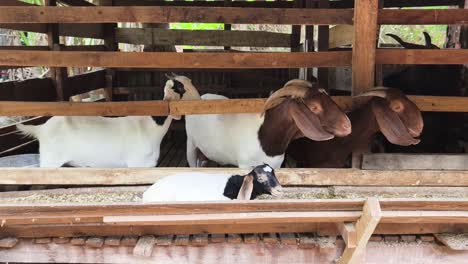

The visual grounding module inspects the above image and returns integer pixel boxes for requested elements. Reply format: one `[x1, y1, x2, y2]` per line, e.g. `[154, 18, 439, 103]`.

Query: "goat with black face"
[142, 164, 283, 202]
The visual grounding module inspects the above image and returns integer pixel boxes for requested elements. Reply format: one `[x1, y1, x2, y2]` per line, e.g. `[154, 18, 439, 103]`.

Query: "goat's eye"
[309, 102, 322, 114]
[390, 101, 404, 113]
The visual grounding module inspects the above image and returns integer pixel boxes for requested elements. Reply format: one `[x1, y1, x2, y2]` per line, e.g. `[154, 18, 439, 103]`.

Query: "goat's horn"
[354, 87, 390, 98]
[284, 79, 313, 88]
[264, 85, 309, 112]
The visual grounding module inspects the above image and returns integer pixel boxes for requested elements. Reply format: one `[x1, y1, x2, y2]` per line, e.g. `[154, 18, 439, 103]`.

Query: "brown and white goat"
[169, 74, 352, 169]
[287, 88, 423, 168]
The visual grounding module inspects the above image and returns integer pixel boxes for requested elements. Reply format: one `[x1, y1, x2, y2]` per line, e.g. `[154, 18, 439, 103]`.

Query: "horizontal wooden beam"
[331, 0, 460, 8]
[115, 28, 291, 47]
[0, 51, 352, 68]
[0, 23, 104, 39]
[0, 45, 106, 51]
[376, 49, 468, 65]
[1, 95, 467, 116]
[103, 211, 361, 225]
[114, 0, 295, 8]
[1, 168, 468, 186]
[363, 154, 468, 170]
[381, 211, 468, 223]
[0, 7, 354, 25]
[378, 9, 468, 25]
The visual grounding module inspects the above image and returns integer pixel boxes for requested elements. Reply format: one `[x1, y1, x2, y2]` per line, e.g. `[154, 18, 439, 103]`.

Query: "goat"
[383, 32, 466, 153]
[165, 74, 352, 169]
[142, 164, 282, 202]
[287, 87, 423, 168]
[16, 78, 185, 168]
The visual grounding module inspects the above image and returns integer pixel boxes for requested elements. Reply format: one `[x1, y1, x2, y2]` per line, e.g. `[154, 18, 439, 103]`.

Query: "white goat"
[166, 74, 351, 169]
[16, 79, 184, 168]
[142, 164, 282, 202]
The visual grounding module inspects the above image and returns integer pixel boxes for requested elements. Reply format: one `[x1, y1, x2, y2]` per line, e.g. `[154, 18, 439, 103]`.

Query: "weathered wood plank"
[352, 0, 378, 95]
[0, 7, 354, 25]
[434, 233, 468, 250]
[1, 167, 468, 186]
[133, 235, 155, 257]
[381, 211, 468, 223]
[363, 154, 468, 170]
[1, 95, 468, 116]
[379, 9, 468, 25]
[115, 28, 291, 47]
[0, 51, 352, 68]
[331, 0, 460, 8]
[103, 212, 362, 225]
[337, 198, 382, 264]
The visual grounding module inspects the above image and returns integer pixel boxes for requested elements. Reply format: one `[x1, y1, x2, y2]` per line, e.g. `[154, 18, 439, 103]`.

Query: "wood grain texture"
[1, 95, 468, 116]
[115, 28, 291, 47]
[0, 51, 351, 68]
[2, 167, 468, 186]
[352, 0, 378, 95]
[0, 7, 353, 25]
[379, 9, 468, 24]
[336, 222, 357, 248]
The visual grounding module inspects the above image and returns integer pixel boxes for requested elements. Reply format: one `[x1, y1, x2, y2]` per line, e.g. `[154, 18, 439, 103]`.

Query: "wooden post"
[352, 0, 378, 95]
[317, 0, 329, 89]
[337, 198, 382, 264]
[46, 0, 67, 101]
[336, 222, 357, 249]
[351, 0, 378, 168]
[374, 0, 384, 86]
[461, 0, 468, 49]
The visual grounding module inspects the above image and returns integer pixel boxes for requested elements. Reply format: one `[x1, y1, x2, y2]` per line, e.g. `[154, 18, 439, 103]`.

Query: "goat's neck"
[258, 102, 299, 157]
[342, 103, 380, 150]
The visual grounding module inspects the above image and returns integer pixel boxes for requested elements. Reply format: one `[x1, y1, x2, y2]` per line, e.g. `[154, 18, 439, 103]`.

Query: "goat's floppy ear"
[372, 99, 420, 146]
[289, 101, 334, 141]
[170, 115, 182, 120]
[237, 175, 254, 200]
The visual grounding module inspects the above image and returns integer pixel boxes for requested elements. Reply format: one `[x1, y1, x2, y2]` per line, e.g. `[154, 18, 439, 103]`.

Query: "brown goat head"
[264, 79, 351, 141]
[356, 87, 423, 146]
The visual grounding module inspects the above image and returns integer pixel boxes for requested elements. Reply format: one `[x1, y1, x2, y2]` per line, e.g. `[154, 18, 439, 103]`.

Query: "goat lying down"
[166, 74, 352, 169]
[16, 79, 185, 168]
[287, 87, 424, 168]
[142, 164, 282, 202]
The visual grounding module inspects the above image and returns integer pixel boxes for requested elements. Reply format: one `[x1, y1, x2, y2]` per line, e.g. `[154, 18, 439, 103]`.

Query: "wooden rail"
[1, 96, 468, 116]
[1, 167, 468, 186]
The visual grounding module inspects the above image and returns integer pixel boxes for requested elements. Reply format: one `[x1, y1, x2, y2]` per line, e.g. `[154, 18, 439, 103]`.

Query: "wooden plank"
[103, 211, 362, 225]
[279, 233, 297, 245]
[133, 235, 155, 257]
[363, 154, 468, 170]
[336, 222, 357, 248]
[376, 49, 468, 65]
[434, 233, 468, 250]
[114, 0, 295, 8]
[352, 0, 378, 95]
[331, 0, 460, 8]
[3, 94, 464, 117]
[2, 167, 468, 187]
[210, 234, 225, 243]
[0, 7, 354, 25]
[0, 100, 169, 116]
[226, 234, 242, 244]
[378, 9, 468, 25]
[0, 51, 352, 68]
[337, 198, 382, 264]
[115, 28, 291, 47]
[381, 211, 468, 223]
[86, 236, 104, 248]
[0, 237, 18, 248]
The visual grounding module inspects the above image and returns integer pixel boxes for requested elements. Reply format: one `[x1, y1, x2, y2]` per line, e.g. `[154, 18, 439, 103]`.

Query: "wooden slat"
[0, 7, 354, 25]
[0, 51, 352, 68]
[0, 45, 106, 51]
[2, 168, 468, 187]
[115, 28, 291, 47]
[103, 212, 362, 225]
[376, 49, 468, 65]
[378, 9, 468, 25]
[381, 211, 468, 223]
[331, 0, 460, 8]
[363, 154, 468, 170]
[1, 95, 467, 116]
[114, 0, 295, 8]
[337, 198, 382, 264]
[0, 101, 169, 116]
